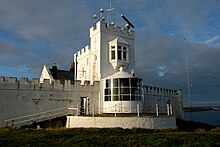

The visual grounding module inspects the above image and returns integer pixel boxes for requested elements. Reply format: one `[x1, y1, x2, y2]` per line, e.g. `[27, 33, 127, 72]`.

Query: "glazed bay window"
[104, 78, 142, 102]
[110, 44, 128, 62]
[109, 37, 129, 69]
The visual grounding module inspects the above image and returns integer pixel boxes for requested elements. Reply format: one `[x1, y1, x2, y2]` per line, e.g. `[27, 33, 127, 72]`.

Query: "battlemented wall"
[0, 76, 100, 125]
[142, 85, 183, 118]
[90, 21, 135, 39]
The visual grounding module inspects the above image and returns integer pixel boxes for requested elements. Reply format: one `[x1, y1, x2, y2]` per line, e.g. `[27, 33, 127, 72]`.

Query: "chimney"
[70, 62, 74, 71]
[70, 62, 75, 83]
[52, 63, 58, 79]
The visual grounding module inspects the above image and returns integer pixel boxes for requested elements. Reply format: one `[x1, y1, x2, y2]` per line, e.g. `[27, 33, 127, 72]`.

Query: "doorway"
[80, 97, 89, 115]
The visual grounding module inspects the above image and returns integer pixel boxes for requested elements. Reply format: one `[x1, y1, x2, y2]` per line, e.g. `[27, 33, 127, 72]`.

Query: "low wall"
[66, 116, 176, 129]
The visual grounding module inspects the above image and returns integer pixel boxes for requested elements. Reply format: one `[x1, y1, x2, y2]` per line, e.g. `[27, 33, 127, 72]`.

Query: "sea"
[184, 110, 220, 126]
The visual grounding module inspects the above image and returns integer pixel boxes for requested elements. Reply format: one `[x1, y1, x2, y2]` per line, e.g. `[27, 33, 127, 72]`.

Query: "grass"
[0, 126, 220, 146]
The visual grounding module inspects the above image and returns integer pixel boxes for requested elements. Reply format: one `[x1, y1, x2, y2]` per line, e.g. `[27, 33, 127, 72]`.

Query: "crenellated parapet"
[90, 21, 135, 39]
[0, 76, 100, 91]
[143, 85, 177, 98]
[74, 45, 91, 58]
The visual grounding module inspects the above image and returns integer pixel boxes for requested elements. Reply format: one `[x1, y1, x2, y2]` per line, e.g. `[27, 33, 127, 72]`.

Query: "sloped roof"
[109, 70, 133, 79]
[49, 69, 73, 83]
[109, 36, 129, 45]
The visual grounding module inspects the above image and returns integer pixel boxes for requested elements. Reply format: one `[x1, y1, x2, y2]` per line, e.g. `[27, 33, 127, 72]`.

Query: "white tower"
[74, 9, 135, 83]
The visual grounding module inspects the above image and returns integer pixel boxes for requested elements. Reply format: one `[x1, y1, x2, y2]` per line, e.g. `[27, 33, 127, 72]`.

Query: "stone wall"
[0, 77, 100, 125]
[66, 116, 177, 129]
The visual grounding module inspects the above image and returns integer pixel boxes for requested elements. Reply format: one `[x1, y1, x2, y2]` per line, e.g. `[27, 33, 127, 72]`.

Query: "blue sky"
[0, 0, 220, 106]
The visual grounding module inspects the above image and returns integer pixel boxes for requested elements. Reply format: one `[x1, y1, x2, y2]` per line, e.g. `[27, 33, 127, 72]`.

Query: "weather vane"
[106, 0, 115, 23]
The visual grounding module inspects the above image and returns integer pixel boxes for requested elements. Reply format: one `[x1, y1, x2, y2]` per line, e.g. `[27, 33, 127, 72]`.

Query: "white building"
[73, 9, 183, 117]
[29, 8, 183, 129]
[74, 16, 135, 83]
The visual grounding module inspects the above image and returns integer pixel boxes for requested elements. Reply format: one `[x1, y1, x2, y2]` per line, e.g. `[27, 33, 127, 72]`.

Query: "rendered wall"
[0, 77, 100, 125]
[66, 116, 176, 129]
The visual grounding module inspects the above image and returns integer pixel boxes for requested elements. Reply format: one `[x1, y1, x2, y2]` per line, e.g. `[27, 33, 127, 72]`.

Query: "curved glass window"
[104, 77, 142, 101]
[120, 78, 129, 87]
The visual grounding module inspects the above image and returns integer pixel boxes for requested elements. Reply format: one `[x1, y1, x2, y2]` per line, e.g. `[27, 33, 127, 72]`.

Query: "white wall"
[66, 116, 177, 129]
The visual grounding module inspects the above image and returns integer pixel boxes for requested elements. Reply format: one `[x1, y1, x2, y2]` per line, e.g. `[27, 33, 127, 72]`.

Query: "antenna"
[121, 15, 134, 29]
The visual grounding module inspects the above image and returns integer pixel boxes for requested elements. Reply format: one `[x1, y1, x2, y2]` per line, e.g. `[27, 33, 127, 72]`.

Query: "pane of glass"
[131, 79, 138, 87]
[111, 50, 115, 60]
[131, 95, 137, 101]
[111, 45, 115, 49]
[131, 88, 138, 95]
[105, 79, 111, 88]
[113, 78, 118, 87]
[123, 51, 127, 61]
[131, 79, 142, 88]
[118, 45, 122, 49]
[113, 88, 119, 94]
[120, 88, 130, 94]
[118, 50, 122, 60]
[105, 88, 111, 95]
[104, 89, 108, 95]
[113, 96, 119, 101]
[120, 78, 129, 87]
[123, 46, 127, 50]
[121, 95, 130, 101]
[105, 96, 111, 101]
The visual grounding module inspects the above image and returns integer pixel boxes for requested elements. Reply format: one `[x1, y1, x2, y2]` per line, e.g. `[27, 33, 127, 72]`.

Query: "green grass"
[0, 127, 220, 146]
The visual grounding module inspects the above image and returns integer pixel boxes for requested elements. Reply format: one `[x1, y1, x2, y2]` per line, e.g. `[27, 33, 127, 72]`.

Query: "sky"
[0, 0, 220, 106]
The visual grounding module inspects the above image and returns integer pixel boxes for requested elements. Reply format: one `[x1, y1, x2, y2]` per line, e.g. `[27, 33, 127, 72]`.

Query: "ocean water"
[184, 110, 220, 125]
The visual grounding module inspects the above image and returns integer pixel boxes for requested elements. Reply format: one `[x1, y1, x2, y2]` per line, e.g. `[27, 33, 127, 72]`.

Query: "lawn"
[0, 127, 220, 146]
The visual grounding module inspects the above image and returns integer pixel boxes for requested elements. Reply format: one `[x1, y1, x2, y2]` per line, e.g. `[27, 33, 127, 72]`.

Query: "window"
[123, 51, 127, 61]
[109, 42, 128, 63]
[117, 45, 127, 61]
[111, 50, 115, 60]
[118, 50, 122, 60]
[120, 78, 129, 87]
[113, 78, 118, 87]
[104, 79, 111, 101]
[105, 78, 142, 102]
[106, 79, 111, 88]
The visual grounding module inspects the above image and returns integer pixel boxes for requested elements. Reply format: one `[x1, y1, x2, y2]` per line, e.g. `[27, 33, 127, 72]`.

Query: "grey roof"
[49, 69, 74, 83]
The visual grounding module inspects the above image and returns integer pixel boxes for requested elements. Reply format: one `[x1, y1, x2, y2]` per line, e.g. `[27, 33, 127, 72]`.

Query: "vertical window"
[123, 51, 127, 61]
[106, 79, 111, 88]
[104, 79, 111, 101]
[118, 50, 122, 60]
[111, 50, 115, 60]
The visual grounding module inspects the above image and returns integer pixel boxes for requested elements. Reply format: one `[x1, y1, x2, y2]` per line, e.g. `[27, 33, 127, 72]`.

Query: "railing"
[5, 104, 174, 127]
[5, 107, 69, 127]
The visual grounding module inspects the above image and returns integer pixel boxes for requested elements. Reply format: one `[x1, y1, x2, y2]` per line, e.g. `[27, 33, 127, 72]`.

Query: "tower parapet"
[90, 21, 135, 39]
[75, 45, 90, 57]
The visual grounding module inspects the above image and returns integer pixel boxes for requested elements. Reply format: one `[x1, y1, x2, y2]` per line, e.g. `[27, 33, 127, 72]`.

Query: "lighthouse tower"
[74, 9, 135, 83]
[74, 9, 142, 114]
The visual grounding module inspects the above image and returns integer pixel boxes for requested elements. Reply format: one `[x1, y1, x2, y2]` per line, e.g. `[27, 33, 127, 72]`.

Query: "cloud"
[0, 0, 220, 105]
